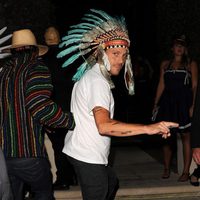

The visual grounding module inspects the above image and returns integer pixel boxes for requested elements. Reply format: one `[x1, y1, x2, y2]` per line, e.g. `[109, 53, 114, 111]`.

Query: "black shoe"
[189, 175, 199, 186]
[162, 169, 170, 179]
[53, 182, 70, 190]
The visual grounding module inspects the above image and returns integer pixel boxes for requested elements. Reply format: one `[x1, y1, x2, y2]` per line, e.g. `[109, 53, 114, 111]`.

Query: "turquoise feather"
[61, 52, 81, 68]
[90, 9, 112, 20]
[81, 17, 102, 25]
[70, 25, 91, 30]
[62, 34, 82, 41]
[68, 29, 88, 35]
[84, 14, 104, 23]
[72, 62, 88, 81]
[117, 16, 127, 30]
[57, 45, 79, 58]
[70, 23, 96, 29]
[59, 38, 81, 48]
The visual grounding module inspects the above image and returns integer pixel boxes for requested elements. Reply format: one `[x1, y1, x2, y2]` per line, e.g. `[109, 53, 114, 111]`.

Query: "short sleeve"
[87, 78, 111, 115]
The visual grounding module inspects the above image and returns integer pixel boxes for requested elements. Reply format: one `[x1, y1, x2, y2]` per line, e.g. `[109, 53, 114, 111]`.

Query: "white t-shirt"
[63, 63, 114, 165]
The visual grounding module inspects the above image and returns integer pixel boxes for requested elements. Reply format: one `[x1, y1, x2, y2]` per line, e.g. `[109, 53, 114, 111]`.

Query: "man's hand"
[192, 148, 200, 165]
[147, 121, 179, 139]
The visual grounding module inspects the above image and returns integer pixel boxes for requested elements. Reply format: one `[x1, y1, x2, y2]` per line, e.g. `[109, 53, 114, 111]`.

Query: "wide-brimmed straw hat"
[3, 29, 48, 56]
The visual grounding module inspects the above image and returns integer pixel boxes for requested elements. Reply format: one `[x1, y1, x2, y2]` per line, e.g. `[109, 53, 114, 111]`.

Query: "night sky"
[53, 0, 157, 61]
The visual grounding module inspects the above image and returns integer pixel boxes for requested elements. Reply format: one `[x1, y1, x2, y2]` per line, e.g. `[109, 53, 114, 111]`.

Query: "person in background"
[0, 29, 74, 200]
[153, 34, 198, 181]
[42, 26, 77, 190]
[0, 26, 13, 200]
[134, 56, 154, 123]
[58, 9, 179, 200]
[0, 148, 13, 200]
[191, 77, 200, 186]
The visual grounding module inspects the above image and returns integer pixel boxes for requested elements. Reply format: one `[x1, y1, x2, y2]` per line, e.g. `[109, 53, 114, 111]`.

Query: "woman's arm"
[153, 60, 168, 107]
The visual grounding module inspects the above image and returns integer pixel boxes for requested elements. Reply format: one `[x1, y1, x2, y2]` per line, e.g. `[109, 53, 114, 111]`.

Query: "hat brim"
[174, 39, 187, 47]
[2, 44, 48, 56]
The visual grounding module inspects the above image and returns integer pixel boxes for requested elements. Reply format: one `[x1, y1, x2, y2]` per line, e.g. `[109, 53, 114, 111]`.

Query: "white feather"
[102, 50, 110, 71]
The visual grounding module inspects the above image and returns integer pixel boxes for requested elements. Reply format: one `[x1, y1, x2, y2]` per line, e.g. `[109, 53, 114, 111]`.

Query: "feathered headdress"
[58, 9, 134, 95]
[0, 27, 12, 59]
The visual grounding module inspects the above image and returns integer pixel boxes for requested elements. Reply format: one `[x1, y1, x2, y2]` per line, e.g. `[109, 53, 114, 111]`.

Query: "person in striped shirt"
[0, 29, 75, 200]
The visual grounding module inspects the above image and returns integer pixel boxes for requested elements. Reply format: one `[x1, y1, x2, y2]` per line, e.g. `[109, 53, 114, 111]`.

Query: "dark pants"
[68, 156, 119, 200]
[47, 128, 76, 185]
[0, 148, 13, 200]
[6, 157, 54, 200]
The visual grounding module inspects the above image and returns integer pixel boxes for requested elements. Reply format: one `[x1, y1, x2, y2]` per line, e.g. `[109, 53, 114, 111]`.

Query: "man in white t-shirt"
[59, 9, 179, 200]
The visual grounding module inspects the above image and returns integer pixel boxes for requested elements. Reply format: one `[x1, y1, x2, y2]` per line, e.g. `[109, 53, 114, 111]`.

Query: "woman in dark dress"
[153, 35, 198, 181]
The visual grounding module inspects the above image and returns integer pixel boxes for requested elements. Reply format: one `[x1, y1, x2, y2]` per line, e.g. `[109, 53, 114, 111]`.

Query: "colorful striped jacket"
[0, 54, 74, 158]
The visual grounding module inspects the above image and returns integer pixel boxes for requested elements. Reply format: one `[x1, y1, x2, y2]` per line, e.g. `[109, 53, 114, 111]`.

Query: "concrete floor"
[54, 136, 200, 200]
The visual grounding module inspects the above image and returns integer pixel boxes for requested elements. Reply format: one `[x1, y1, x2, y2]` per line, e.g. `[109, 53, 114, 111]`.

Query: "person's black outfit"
[191, 78, 200, 186]
[191, 76, 200, 148]
[42, 45, 77, 190]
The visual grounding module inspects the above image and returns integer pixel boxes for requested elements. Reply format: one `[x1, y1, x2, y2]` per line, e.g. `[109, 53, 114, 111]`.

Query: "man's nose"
[118, 57, 124, 64]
